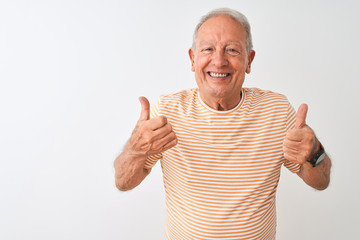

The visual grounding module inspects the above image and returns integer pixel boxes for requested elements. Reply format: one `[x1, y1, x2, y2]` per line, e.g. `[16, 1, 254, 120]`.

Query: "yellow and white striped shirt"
[145, 88, 300, 240]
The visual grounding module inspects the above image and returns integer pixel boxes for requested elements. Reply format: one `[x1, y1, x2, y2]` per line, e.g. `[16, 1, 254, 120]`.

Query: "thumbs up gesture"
[125, 96, 178, 157]
[283, 104, 320, 165]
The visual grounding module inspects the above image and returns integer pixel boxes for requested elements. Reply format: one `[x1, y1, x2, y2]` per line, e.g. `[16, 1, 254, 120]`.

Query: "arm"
[114, 97, 177, 191]
[297, 150, 331, 190]
[114, 145, 151, 191]
[283, 104, 332, 190]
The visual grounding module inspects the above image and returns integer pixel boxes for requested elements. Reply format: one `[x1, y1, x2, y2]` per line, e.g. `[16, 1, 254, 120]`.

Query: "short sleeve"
[282, 102, 301, 173]
[143, 97, 163, 170]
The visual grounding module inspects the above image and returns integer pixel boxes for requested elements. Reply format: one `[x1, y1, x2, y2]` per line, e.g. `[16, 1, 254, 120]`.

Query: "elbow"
[114, 161, 136, 191]
[314, 179, 330, 191]
[116, 184, 131, 192]
[115, 180, 126, 191]
[114, 163, 150, 192]
[313, 185, 328, 191]
[308, 175, 330, 190]
[300, 172, 331, 191]
[115, 178, 135, 192]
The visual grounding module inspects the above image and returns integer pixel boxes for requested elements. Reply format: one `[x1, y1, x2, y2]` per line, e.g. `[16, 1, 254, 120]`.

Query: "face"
[189, 15, 255, 109]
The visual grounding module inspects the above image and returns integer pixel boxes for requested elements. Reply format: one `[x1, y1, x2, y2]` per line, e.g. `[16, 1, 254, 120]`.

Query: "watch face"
[315, 153, 326, 167]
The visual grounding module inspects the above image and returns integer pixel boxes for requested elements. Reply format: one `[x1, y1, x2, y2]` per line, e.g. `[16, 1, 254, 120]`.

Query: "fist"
[126, 96, 177, 157]
[283, 104, 319, 165]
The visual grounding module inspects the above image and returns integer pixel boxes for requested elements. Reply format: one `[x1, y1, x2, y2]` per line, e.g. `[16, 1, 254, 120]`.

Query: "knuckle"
[137, 123, 148, 133]
[285, 131, 292, 138]
[282, 145, 287, 152]
[142, 134, 153, 145]
[304, 127, 314, 138]
[306, 144, 312, 153]
[158, 115, 168, 125]
[139, 141, 151, 153]
[302, 142, 312, 155]
[306, 132, 315, 142]
[152, 143, 161, 152]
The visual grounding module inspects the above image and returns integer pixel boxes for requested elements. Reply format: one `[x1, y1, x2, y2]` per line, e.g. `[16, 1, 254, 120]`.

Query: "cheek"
[233, 59, 247, 73]
[194, 56, 209, 72]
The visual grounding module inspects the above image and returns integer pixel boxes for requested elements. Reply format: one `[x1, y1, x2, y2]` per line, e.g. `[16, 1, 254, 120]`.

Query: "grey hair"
[192, 8, 253, 53]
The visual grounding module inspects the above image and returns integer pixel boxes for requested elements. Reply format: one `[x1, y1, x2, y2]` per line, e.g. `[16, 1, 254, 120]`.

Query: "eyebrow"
[198, 40, 243, 46]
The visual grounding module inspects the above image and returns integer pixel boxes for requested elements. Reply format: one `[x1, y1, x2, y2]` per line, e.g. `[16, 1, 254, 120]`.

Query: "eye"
[201, 47, 214, 54]
[226, 48, 240, 56]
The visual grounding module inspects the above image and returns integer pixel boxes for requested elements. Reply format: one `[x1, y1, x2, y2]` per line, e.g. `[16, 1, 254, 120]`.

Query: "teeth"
[209, 72, 228, 78]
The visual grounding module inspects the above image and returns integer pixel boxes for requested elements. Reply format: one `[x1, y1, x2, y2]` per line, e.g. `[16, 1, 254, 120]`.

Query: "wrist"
[124, 140, 148, 158]
[307, 142, 326, 167]
[307, 139, 321, 161]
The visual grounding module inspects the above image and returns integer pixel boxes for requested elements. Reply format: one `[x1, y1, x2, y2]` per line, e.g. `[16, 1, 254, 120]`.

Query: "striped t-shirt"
[145, 88, 300, 240]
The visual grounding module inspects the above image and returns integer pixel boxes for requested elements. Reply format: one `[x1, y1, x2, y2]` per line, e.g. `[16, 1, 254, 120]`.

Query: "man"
[114, 8, 331, 240]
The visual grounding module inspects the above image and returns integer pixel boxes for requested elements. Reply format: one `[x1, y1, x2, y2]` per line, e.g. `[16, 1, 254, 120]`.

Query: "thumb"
[295, 104, 308, 129]
[138, 96, 150, 121]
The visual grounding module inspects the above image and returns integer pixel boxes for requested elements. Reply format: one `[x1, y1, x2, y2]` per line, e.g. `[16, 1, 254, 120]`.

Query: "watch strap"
[308, 143, 325, 167]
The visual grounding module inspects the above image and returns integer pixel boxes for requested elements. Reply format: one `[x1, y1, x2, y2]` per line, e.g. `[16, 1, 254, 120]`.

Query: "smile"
[208, 72, 230, 78]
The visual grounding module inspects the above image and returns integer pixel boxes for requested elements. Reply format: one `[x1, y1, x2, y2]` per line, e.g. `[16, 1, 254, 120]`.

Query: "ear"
[188, 48, 195, 72]
[245, 50, 256, 74]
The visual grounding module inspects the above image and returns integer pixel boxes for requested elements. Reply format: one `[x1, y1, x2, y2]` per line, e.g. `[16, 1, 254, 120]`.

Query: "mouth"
[208, 72, 230, 78]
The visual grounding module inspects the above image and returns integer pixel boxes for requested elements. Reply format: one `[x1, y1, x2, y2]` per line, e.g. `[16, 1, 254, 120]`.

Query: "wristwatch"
[308, 144, 326, 167]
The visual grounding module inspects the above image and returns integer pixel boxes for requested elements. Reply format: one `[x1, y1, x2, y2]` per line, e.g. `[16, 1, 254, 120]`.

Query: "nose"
[212, 49, 228, 67]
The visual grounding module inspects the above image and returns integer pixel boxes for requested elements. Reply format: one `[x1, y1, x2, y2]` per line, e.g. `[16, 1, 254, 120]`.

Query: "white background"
[1, 0, 359, 239]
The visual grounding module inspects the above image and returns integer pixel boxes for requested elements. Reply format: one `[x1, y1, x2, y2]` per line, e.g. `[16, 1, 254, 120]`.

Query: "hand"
[125, 96, 177, 157]
[283, 104, 320, 165]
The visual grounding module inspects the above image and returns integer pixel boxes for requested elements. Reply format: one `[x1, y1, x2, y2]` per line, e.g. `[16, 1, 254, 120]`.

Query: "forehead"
[196, 15, 247, 46]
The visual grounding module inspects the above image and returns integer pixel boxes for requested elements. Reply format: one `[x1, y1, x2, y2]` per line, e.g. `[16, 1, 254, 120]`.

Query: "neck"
[199, 91, 242, 111]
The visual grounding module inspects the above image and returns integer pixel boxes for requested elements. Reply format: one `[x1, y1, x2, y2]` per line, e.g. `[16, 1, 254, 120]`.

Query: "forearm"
[114, 149, 150, 191]
[297, 154, 332, 190]
[113, 98, 177, 191]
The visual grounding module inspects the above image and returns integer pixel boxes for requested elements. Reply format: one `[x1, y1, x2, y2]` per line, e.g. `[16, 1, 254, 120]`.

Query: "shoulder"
[153, 88, 198, 120]
[159, 88, 196, 101]
[241, 88, 291, 114]
[158, 88, 197, 108]
[243, 87, 290, 104]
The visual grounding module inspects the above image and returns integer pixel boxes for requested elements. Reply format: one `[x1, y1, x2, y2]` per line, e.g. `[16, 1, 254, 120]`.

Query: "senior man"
[114, 8, 331, 240]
